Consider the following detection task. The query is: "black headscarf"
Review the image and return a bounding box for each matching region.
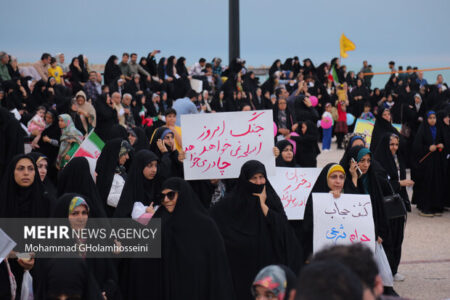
[370,106,398,152]
[35,109,61,166]
[374,133,410,206]
[269,59,281,76]
[210,160,302,300]
[94,94,119,142]
[113,150,161,217]
[374,133,405,183]
[339,135,367,166]
[0,107,25,180]
[292,120,321,167]
[341,146,389,241]
[104,55,122,86]
[411,111,446,213]
[132,127,150,152]
[121,178,234,299]
[275,140,298,167]
[0,154,49,218]
[175,57,188,77]
[28,152,57,202]
[152,177,235,299]
[95,139,128,214]
[35,257,104,300]
[157,57,166,79]
[57,157,107,217]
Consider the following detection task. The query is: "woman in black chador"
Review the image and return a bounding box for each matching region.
[57,156,107,218]
[95,138,132,217]
[374,133,414,279]
[412,110,446,216]
[138,177,235,300]
[210,160,302,300]
[0,154,50,299]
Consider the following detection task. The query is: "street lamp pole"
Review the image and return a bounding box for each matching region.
[229,0,240,63]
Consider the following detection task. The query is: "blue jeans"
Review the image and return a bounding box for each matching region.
[322,127,332,150]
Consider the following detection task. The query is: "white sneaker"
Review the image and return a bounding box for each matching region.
[394,273,405,282]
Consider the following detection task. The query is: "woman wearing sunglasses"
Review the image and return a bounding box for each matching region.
[142,177,235,300]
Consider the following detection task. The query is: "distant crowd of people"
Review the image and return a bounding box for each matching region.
[0,50,449,300]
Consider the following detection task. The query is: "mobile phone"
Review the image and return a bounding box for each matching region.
[351,158,363,178]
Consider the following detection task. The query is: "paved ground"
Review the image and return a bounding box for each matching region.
[317,143,450,300]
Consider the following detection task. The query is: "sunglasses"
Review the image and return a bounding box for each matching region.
[159,191,177,201]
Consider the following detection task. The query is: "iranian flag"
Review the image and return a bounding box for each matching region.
[73,130,105,159]
[72,130,105,179]
[329,65,340,84]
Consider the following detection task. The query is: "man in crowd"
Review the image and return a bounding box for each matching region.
[119,53,132,81]
[129,53,151,81]
[32,53,51,81]
[122,93,135,128]
[84,71,101,102]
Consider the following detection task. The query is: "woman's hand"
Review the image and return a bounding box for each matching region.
[273,147,280,158]
[42,135,51,143]
[329,190,341,199]
[157,139,168,153]
[429,144,437,152]
[349,160,358,179]
[146,202,155,214]
[377,237,383,244]
[437,143,444,150]
[178,150,186,162]
[253,186,269,216]
[292,123,299,132]
[278,128,290,136]
[399,179,414,187]
[17,258,35,271]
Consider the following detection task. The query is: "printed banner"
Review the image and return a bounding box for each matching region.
[181,110,275,180]
[312,193,375,253]
[353,118,401,146]
[269,167,322,220]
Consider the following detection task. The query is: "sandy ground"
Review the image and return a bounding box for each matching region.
[317,143,450,300]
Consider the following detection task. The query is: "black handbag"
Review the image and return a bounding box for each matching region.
[383,179,407,219]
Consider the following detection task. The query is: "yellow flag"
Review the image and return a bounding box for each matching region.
[340,34,356,58]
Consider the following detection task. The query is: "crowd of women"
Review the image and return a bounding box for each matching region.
[0,51,449,299]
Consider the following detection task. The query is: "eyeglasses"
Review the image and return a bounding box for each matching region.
[159,191,177,201]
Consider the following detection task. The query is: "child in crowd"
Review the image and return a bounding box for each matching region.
[27,106,46,136]
[321,103,333,151]
[47,57,64,85]
[360,102,375,121]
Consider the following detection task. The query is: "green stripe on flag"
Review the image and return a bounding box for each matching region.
[88,131,105,150]
[331,66,340,84]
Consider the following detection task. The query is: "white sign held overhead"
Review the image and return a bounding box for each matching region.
[181,110,275,180]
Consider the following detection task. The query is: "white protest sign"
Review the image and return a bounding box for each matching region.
[0,229,16,264]
[312,193,375,253]
[181,110,275,180]
[269,167,322,220]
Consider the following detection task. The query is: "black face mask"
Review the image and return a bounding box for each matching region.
[243,179,265,195]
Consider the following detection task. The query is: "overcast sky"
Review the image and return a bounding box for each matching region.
[2,0,450,71]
